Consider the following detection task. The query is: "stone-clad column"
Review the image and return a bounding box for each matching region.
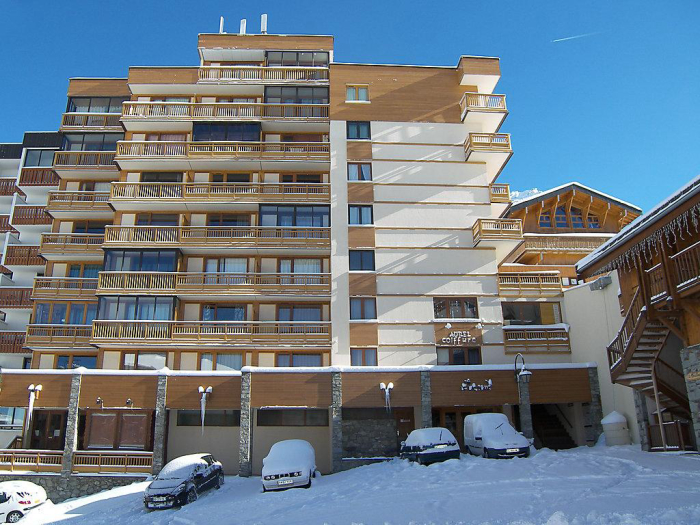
[238,370,253,477]
[680,344,700,448]
[330,371,343,473]
[518,377,534,440]
[151,373,168,475]
[419,371,432,428]
[633,390,651,451]
[60,371,83,477]
[584,367,604,446]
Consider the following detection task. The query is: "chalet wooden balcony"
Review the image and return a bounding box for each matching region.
[0,450,62,473]
[489,183,510,203]
[47,191,112,215]
[40,233,105,260]
[72,450,153,475]
[97,272,331,296]
[60,112,122,130]
[503,326,571,353]
[32,277,99,299]
[464,133,511,157]
[122,101,329,122]
[513,235,610,258]
[103,226,330,250]
[472,218,523,244]
[0,179,20,196]
[198,66,329,83]
[460,93,508,131]
[0,288,32,308]
[11,206,51,225]
[18,167,59,187]
[115,141,330,162]
[498,273,563,296]
[53,151,117,170]
[4,245,43,267]
[91,320,331,347]
[671,240,700,297]
[0,332,27,354]
[26,324,93,347]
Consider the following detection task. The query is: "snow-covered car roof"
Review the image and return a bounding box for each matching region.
[156,454,209,480]
[0,481,45,494]
[263,440,315,474]
[466,413,509,425]
[404,427,457,448]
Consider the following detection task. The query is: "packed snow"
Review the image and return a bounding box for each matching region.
[20,445,700,525]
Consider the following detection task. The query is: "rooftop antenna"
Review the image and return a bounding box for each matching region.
[261,14,268,34]
[219,16,225,34]
[239,18,247,35]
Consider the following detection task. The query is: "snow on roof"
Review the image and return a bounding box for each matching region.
[158,454,208,479]
[509,182,641,213]
[601,411,627,425]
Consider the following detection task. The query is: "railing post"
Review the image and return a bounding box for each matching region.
[61,370,83,477]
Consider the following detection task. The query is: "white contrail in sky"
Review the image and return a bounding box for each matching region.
[551,32,599,43]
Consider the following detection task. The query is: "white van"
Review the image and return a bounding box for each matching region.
[0,481,47,522]
[463,413,530,459]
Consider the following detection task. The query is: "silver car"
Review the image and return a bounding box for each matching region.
[262,440,317,492]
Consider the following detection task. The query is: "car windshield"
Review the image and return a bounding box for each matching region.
[156,456,204,481]
[483,420,518,439]
[405,427,457,448]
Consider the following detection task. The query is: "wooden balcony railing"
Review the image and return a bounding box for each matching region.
[32,277,99,299]
[645,263,668,303]
[72,451,153,475]
[0,179,19,196]
[498,273,562,295]
[92,320,331,345]
[459,93,507,116]
[472,218,523,244]
[4,245,43,266]
[671,240,700,294]
[122,101,329,121]
[489,183,510,203]
[115,141,330,161]
[0,450,63,473]
[11,206,52,225]
[464,133,512,156]
[110,182,330,203]
[26,324,93,346]
[520,236,609,253]
[0,216,16,233]
[103,226,330,249]
[18,167,59,186]
[53,151,116,168]
[61,113,122,129]
[607,288,644,370]
[198,66,329,83]
[0,332,26,353]
[0,288,32,308]
[98,272,331,295]
[47,191,111,211]
[503,326,571,352]
[40,233,105,256]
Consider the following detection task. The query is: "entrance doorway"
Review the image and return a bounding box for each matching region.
[394,408,414,445]
[433,407,503,450]
[29,410,67,450]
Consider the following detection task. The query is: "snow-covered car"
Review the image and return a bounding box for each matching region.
[0,481,46,523]
[262,439,317,492]
[400,427,461,465]
[144,453,223,509]
[464,413,530,459]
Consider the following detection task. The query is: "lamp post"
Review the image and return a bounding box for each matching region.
[23,384,43,448]
[514,353,532,395]
[514,353,533,440]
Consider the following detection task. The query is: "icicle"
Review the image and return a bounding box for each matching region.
[380,382,394,413]
[198,386,213,436]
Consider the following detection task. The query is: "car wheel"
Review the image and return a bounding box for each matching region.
[186,488,198,505]
[482,448,489,459]
[6,511,23,523]
[215,473,224,489]
[303,471,312,489]
[465,446,471,455]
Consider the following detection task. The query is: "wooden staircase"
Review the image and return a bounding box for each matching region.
[531,405,577,450]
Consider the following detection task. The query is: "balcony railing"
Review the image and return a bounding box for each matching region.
[122,101,329,121]
[4,245,43,266]
[0,450,63,473]
[459,93,507,116]
[503,326,571,352]
[0,216,16,233]
[11,206,52,225]
[489,183,510,203]
[32,277,99,299]
[520,236,609,253]
[0,332,26,353]
[0,179,19,196]
[646,263,668,303]
[110,182,330,203]
[18,167,59,186]
[115,141,330,161]
[103,226,330,249]
[0,288,32,308]
[498,273,562,296]
[464,133,512,157]
[671,240,700,294]
[53,151,116,168]
[472,218,523,244]
[98,272,331,295]
[72,450,153,475]
[26,324,93,346]
[47,191,111,212]
[92,320,331,345]
[40,233,105,256]
[198,66,329,83]
[61,113,122,129]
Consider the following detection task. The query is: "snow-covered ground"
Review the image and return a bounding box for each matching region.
[21,445,700,525]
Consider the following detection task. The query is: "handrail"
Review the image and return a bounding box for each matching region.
[11,206,52,225]
[26,324,93,344]
[498,273,563,294]
[645,263,668,302]
[61,113,122,128]
[0,450,63,472]
[72,450,153,474]
[33,277,99,298]
[0,332,26,353]
[606,288,643,370]
[670,239,700,293]
[40,233,105,251]
[459,93,507,114]
[0,179,19,196]
[18,167,59,186]
[489,183,510,203]
[198,66,329,83]
[554,405,574,430]
[47,191,111,209]
[115,141,330,160]
[110,182,330,202]
[464,133,512,154]
[122,101,329,120]
[4,245,43,266]
[472,218,523,243]
[53,151,116,167]
[0,288,32,307]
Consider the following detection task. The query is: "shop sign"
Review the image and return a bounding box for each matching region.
[461,378,493,392]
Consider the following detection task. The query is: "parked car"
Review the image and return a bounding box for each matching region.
[144,453,223,509]
[262,440,317,492]
[0,481,46,523]
[400,427,461,465]
[464,413,530,459]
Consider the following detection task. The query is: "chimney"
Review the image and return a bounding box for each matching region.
[261,14,268,34]
[239,19,247,35]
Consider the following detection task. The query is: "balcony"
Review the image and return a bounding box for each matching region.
[97,272,331,297]
[72,450,153,475]
[671,240,700,297]
[25,324,93,348]
[53,151,117,179]
[39,233,105,261]
[503,326,571,353]
[32,277,99,299]
[18,167,59,187]
[489,183,510,203]
[60,113,122,131]
[472,218,523,244]
[0,288,32,308]
[103,226,330,252]
[91,320,331,347]
[47,191,112,219]
[0,332,27,353]
[0,450,62,473]
[110,182,330,210]
[197,66,329,84]
[459,93,508,132]
[498,273,563,297]
[511,235,610,261]
[4,245,43,267]
[0,216,17,234]
[11,206,52,226]
[0,179,20,197]
[464,133,512,179]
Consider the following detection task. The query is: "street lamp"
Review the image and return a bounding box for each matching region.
[514,353,532,397]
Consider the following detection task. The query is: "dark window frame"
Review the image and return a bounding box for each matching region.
[350,297,377,320]
[347,162,372,181]
[347,121,371,140]
[349,250,375,271]
[257,408,329,426]
[433,297,479,319]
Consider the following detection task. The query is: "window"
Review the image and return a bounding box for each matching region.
[68,263,102,278]
[588,214,600,229]
[351,348,377,366]
[122,352,166,370]
[280,173,322,183]
[264,86,328,105]
[62,133,123,152]
[260,205,330,228]
[437,347,482,365]
[34,302,96,325]
[350,297,376,320]
[349,205,373,225]
[538,210,552,228]
[192,122,261,142]
[104,251,178,272]
[22,357,32,369]
[207,213,250,226]
[73,221,108,233]
[202,304,246,321]
[211,173,250,183]
[266,51,329,67]
[98,296,176,321]
[0,407,25,428]
[136,214,178,226]
[554,206,568,228]
[347,163,372,181]
[140,172,183,183]
[67,97,128,114]
[198,352,243,371]
[349,250,375,271]
[347,121,371,140]
[276,353,323,367]
[278,305,321,322]
[570,207,584,229]
[433,297,478,319]
[177,410,240,426]
[24,149,55,167]
[502,302,561,326]
[56,354,97,369]
[346,85,370,102]
[257,408,329,426]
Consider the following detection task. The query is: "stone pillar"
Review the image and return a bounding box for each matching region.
[633,389,651,451]
[419,370,432,428]
[680,344,700,449]
[151,373,168,475]
[518,377,533,440]
[238,370,253,477]
[330,372,343,473]
[583,367,604,446]
[60,371,83,477]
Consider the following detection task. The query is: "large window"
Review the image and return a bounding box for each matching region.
[588,214,601,228]
[136,213,179,226]
[98,296,176,321]
[260,205,330,228]
[278,305,322,321]
[34,302,97,325]
[56,354,98,369]
[199,352,243,371]
[202,304,246,321]
[24,149,55,167]
[349,250,375,271]
[433,297,478,319]
[104,250,178,272]
[348,163,372,181]
[346,85,370,102]
[502,302,561,326]
[350,297,376,320]
[351,348,377,366]
[192,122,261,142]
[67,97,128,114]
[276,353,323,367]
[538,210,552,228]
[123,352,166,370]
[554,206,568,228]
[349,205,373,225]
[437,347,482,365]
[68,263,102,278]
[207,213,251,226]
[0,407,25,429]
[347,121,371,140]
[73,221,108,233]
[62,133,123,151]
[257,408,329,426]
[570,207,585,228]
[140,172,183,183]
[177,410,240,426]
[264,86,328,105]
[266,51,329,67]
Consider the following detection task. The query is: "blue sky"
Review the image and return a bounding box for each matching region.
[1,0,698,211]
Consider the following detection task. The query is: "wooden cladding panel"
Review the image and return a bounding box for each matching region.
[346,142,373,161]
[330,64,465,123]
[430,370,519,407]
[67,78,130,97]
[78,376,158,409]
[348,227,375,248]
[0,374,71,408]
[458,56,501,76]
[128,68,199,85]
[347,183,374,203]
[166,376,241,410]
[342,372,420,407]
[349,273,377,296]
[528,369,591,404]
[349,323,378,346]
[198,34,333,51]
[251,373,331,408]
